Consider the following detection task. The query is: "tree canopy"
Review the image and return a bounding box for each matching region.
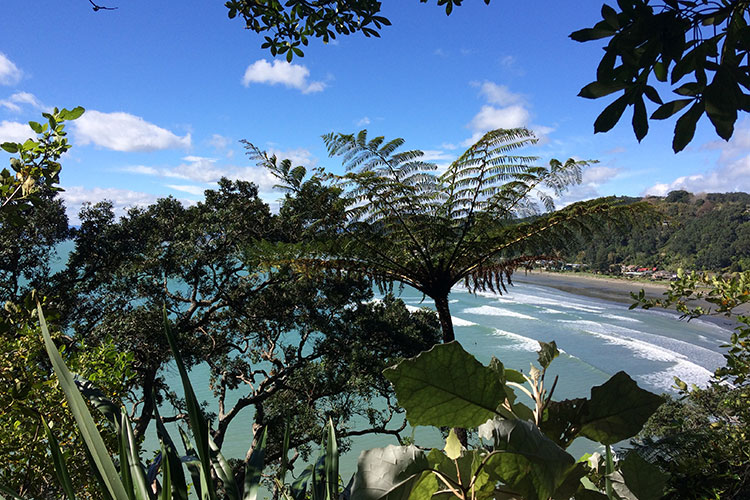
[259,128,652,343]
[224,0,491,60]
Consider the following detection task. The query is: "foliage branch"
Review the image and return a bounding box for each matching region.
[573,1,750,152]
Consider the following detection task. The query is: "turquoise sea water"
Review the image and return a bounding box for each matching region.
[146,278,729,478]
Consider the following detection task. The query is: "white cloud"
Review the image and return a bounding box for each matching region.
[643,157,750,196]
[61,186,160,225]
[74,110,192,152]
[0,120,34,142]
[242,59,326,94]
[644,122,750,196]
[706,120,750,162]
[469,104,530,131]
[475,82,524,106]
[0,53,22,86]
[463,104,531,146]
[0,92,46,113]
[463,81,553,147]
[356,116,371,127]
[166,184,206,196]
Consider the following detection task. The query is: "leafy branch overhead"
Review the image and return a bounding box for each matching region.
[224,0,491,61]
[573,1,750,152]
[0,107,84,224]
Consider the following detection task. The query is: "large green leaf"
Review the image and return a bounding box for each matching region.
[350,445,430,500]
[609,453,669,500]
[74,375,122,432]
[579,372,664,445]
[41,416,77,500]
[383,341,504,428]
[324,420,339,500]
[543,372,663,447]
[121,411,153,500]
[153,401,189,500]
[163,308,216,500]
[243,427,267,500]
[37,303,129,500]
[479,419,575,500]
[208,434,241,500]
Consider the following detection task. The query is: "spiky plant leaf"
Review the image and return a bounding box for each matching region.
[37,303,129,500]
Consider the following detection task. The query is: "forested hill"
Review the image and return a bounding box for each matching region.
[566,191,750,273]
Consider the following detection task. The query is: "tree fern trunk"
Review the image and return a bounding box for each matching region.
[434,295,455,343]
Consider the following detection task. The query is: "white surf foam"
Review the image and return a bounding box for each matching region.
[492,329,541,352]
[641,360,714,390]
[601,313,642,323]
[539,307,564,314]
[452,316,476,327]
[559,319,718,390]
[463,305,538,321]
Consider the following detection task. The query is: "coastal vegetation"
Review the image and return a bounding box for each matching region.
[2,111,750,497]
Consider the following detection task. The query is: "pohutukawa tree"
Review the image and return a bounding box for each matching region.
[262,128,651,343]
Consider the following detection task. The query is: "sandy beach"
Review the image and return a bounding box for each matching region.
[512,270,741,331]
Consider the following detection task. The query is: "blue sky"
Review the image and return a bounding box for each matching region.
[2,1,749,223]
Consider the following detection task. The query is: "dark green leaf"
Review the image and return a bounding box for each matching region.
[243,427,267,500]
[601,4,619,29]
[672,100,705,152]
[28,121,44,134]
[653,61,667,82]
[632,95,649,142]
[570,28,616,42]
[37,304,130,500]
[579,372,664,445]
[651,99,692,120]
[610,453,669,500]
[578,81,625,99]
[594,94,629,133]
[1,143,18,154]
[481,419,575,500]
[383,341,504,428]
[42,416,77,500]
[537,341,559,370]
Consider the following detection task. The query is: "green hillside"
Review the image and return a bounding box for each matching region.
[567,191,750,273]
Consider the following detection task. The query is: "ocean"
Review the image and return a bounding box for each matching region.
[147,278,729,477]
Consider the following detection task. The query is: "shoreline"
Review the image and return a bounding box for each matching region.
[512,270,740,332]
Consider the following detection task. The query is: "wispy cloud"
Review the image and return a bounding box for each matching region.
[0,53,22,86]
[74,110,192,152]
[166,184,206,196]
[122,149,315,193]
[356,116,371,127]
[242,59,326,94]
[644,121,750,196]
[0,92,46,113]
[463,81,550,146]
